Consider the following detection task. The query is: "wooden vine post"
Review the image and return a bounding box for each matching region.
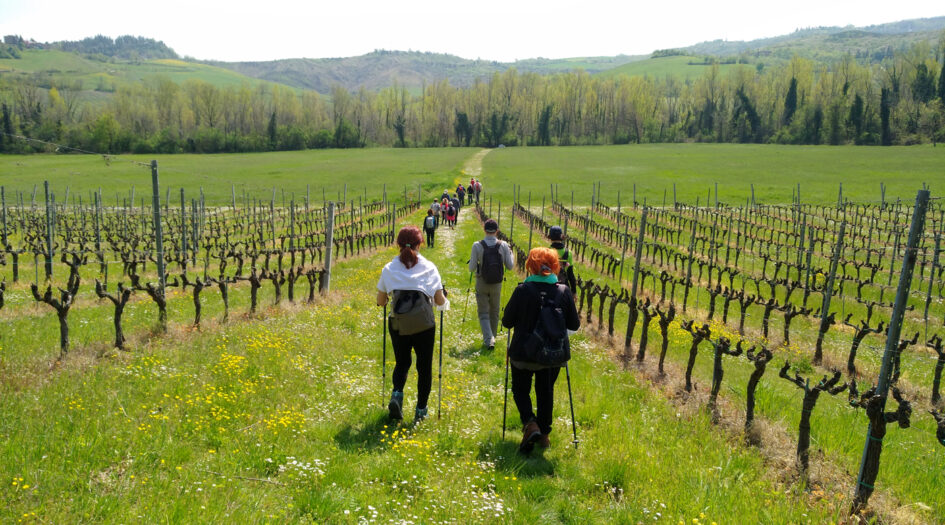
[852,189,929,514]
[815,219,845,364]
[321,201,335,293]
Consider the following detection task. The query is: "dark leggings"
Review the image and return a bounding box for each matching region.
[389,323,435,409]
[424,228,435,248]
[511,364,560,435]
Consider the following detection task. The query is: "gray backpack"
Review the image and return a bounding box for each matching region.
[389,290,435,335]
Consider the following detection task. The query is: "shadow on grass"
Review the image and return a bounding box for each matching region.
[478,434,557,478]
[333,411,396,453]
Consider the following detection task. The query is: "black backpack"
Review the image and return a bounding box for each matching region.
[389,290,435,335]
[557,249,571,284]
[522,285,570,367]
[479,240,504,284]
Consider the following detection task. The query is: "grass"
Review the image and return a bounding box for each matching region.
[480,144,944,206]
[595,56,752,81]
[1,146,942,523]
[0,200,851,523]
[0,148,476,206]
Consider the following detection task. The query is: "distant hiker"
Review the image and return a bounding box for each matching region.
[468,178,476,205]
[457,184,466,206]
[473,179,482,204]
[468,219,515,349]
[441,189,450,201]
[502,247,579,453]
[451,195,461,214]
[548,226,576,294]
[377,226,448,422]
[423,210,437,248]
[430,200,441,229]
[444,203,457,229]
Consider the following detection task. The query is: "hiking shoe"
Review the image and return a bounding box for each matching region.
[519,419,541,455]
[537,433,550,449]
[388,391,404,420]
[414,407,428,422]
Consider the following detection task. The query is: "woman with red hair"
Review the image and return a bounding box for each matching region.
[501,247,579,453]
[377,226,448,422]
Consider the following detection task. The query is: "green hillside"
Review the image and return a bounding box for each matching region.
[595,55,751,81]
[0,49,294,94]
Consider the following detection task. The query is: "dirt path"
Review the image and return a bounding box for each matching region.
[435,149,491,261]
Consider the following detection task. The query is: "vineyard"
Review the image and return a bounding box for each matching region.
[0,147,944,523]
[482,182,945,520]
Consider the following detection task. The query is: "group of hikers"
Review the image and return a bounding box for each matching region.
[422,179,483,248]
[378,186,581,454]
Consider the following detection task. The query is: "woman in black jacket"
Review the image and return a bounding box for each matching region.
[502,247,580,454]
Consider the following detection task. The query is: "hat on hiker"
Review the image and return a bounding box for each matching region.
[548,225,563,241]
[484,219,498,233]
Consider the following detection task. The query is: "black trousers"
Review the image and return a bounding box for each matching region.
[389,323,435,409]
[511,364,560,435]
[424,227,435,248]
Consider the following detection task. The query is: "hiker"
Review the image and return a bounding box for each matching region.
[430,200,441,229]
[473,179,482,205]
[377,226,448,422]
[457,185,466,207]
[548,226,576,294]
[451,194,461,215]
[468,178,476,205]
[444,202,457,229]
[468,219,515,349]
[440,189,450,201]
[423,210,436,248]
[502,247,580,453]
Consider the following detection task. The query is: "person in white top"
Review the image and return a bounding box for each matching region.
[377,226,447,422]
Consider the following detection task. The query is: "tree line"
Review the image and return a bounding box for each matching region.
[1,43,944,154]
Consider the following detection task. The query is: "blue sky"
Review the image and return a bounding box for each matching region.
[1,0,942,62]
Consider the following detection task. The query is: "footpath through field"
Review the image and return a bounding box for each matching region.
[0,149,876,523]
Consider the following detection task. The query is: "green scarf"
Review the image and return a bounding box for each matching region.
[525,274,559,284]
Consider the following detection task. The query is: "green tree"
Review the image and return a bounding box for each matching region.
[938,58,945,104]
[880,87,892,146]
[913,63,936,103]
[848,94,864,143]
[783,77,798,125]
[454,111,473,146]
[537,104,553,146]
[91,113,120,153]
[268,111,277,148]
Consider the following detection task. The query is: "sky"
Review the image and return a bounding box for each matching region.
[1,0,942,62]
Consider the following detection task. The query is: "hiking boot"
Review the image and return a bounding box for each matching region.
[388,391,404,420]
[414,407,428,422]
[519,419,541,455]
[537,433,550,449]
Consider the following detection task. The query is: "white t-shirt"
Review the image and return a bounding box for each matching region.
[377,253,443,299]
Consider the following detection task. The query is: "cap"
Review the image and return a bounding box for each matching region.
[548,225,563,241]
[484,219,499,233]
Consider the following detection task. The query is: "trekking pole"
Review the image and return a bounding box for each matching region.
[502,329,511,440]
[438,309,444,420]
[382,304,388,407]
[564,362,579,449]
[461,271,473,323]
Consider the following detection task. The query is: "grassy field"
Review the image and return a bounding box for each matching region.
[1,145,943,523]
[481,144,944,206]
[0,148,475,206]
[595,56,752,81]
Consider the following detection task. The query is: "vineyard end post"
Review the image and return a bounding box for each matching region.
[853,189,929,511]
